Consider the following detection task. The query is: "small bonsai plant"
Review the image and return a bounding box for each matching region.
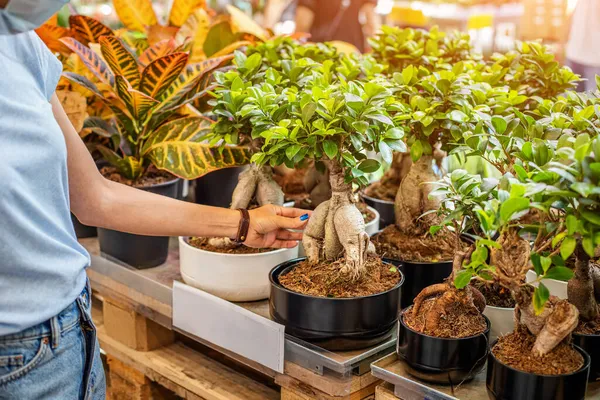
[61,34,244,183]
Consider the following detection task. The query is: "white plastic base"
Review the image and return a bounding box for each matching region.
[483,305,515,343]
[179,237,298,302]
[526,270,568,299]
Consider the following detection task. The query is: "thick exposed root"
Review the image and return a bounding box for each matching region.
[412,283,449,315]
[532,301,579,357]
[394,155,443,235]
[210,164,283,248]
[490,228,531,284]
[303,166,331,207]
[568,242,598,321]
[301,161,372,280]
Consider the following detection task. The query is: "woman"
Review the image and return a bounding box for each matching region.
[0,1,310,398]
[566,0,600,91]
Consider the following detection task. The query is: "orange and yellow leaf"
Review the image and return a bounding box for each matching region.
[61,37,115,87]
[35,23,71,55]
[100,36,141,88]
[226,5,268,41]
[138,39,176,66]
[112,0,157,33]
[69,15,114,45]
[115,75,158,121]
[169,0,206,28]
[140,52,188,99]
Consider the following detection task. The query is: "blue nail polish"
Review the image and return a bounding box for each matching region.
[300,214,309,221]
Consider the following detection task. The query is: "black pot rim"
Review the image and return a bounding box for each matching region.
[572,331,600,338]
[269,257,405,301]
[400,305,491,341]
[360,191,395,205]
[488,338,592,378]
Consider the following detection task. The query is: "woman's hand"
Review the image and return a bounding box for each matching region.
[245,205,311,248]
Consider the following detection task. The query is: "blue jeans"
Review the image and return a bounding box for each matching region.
[0,281,106,399]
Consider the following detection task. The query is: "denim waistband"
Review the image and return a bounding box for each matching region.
[0,280,91,344]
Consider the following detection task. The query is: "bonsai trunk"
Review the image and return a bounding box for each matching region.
[208,164,284,248]
[394,155,442,234]
[365,152,412,201]
[514,286,579,357]
[303,164,332,208]
[302,160,374,280]
[411,245,486,334]
[568,241,600,321]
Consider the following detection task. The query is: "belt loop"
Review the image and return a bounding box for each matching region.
[50,316,60,349]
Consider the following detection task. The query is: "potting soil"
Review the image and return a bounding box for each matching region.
[188,237,273,254]
[373,225,457,262]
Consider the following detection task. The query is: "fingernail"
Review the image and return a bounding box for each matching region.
[300,214,309,221]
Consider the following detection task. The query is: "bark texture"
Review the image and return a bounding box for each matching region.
[567,242,600,321]
[208,164,284,248]
[303,165,331,208]
[302,161,375,280]
[394,155,442,234]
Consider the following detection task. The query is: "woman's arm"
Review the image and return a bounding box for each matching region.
[51,94,309,248]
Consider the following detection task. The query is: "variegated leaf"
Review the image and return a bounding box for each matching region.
[155,56,232,113]
[226,5,268,41]
[140,52,188,100]
[97,145,144,179]
[147,24,179,46]
[169,0,206,27]
[142,116,252,179]
[175,7,210,47]
[210,40,251,58]
[112,0,157,32]
[138,39,176,66]
[69,15,114,45]
[100,36,141,87]
[35,23,72,55]
[62,72,105,99]
[60,38,115,87]
[115,75,158,121]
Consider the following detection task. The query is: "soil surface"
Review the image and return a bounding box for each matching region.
[575,312,600,335]
[403,299,487,338]
[492,327,584,375]
[188,237,273,255]
[101,165,175,188]
[373,225,457,262]
[364,180,398,202]
[279,256,400,298]
[471,281,516,308]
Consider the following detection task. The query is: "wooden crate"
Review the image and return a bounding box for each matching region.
[520,0,568,42]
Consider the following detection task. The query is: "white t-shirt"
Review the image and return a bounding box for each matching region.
[566,0,600,66]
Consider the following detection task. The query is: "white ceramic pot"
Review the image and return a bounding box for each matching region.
[526,270,568,299]
[297,206,380,258]
[483,305,515,343]
[179,237,299,302]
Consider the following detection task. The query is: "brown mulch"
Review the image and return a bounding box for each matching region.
[373,225,457,262]
[492,328,584,375]
[403,299,488,338]
[187,237,273,255]
[364,180,398,202]
[100,165,175,188]
[279,256,400,298]
[575,312,600,335]
[471,281,516,308]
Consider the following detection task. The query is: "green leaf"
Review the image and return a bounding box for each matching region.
[402,65,414,85]
[323,140,338,159]
[560,236,576,259]
[285,144,302,160]
[430,225,443,235]
[410,140,423,162]
[449,110,468,123]
[379,141,393,164]
[582,209,600,226]
[385,128,404,140]
[500,197,530,223]
[358,159,381,173]
[566,215,578,235]
[454,270,473,290]
[492,116,507,134]
[540,256,552,273]
[533,283,550,315]
[244,53,262,73]
[389,266,398,273]
[531,253,543,276]
[514,165,528,181]
[583,237,595,257]
[302,102,317,124]
[367,113,393,125]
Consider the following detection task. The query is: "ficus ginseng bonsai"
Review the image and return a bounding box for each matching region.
[61,34,248,182]
[243,61,405,278]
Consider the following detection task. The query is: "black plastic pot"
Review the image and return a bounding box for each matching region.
[71,213,97,238]
[397,307,490,384]
[269,258,404,351]
[486,340,590,400]
[195,166,247,207]
[573,332,600,382]
[361,192,395,227]
[98,177,180,269]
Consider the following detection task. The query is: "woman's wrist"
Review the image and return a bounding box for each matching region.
[192,205,241,239]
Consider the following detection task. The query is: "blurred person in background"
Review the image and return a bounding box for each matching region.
[566,0,600,91]
[295,0,379,52]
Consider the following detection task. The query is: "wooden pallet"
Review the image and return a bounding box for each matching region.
[85,239,381,400]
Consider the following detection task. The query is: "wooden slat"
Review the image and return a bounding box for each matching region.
[96,322,279,400]
[375,383,398,400]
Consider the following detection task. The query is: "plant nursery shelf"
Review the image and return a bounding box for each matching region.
[371,353,600,400]
[82,237,390,399]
